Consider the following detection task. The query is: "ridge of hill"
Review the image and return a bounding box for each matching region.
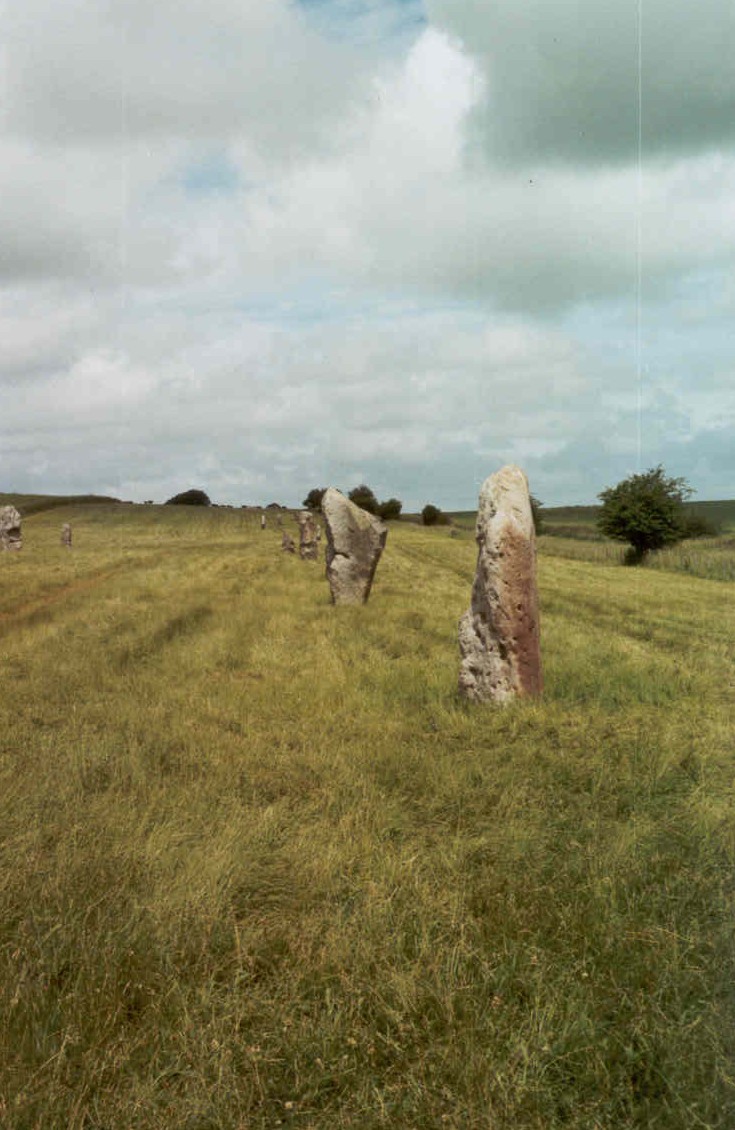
[0,492,122,516]
[448,499,735,534]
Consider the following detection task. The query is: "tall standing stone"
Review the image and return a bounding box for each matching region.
[61,523,72,548]
[458,465,542,703]
[297,511,319,560]
[321,488,388,605]
[0,506,22,551]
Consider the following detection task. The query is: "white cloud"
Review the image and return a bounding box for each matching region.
[1,0,733,507]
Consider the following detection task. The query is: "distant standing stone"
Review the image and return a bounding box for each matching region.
[281,531,296,553]
[321,487,388,605]
[297,511,319,560]
[61,523,72,548]
[458,465,542,703]
[261,513,266,530]
[0,506,22,551]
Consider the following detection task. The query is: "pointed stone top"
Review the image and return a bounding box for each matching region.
[322,487,385,533]
[477,465,533,536]
[321,488,387,604]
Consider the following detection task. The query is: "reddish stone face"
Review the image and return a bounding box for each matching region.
[459,465,542,703]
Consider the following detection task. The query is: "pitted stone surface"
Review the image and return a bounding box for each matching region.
[458,465,542,703]
[297,511,319,560]
[321,488,387,605]
[0,506,22,551]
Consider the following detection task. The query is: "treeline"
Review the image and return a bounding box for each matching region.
[303,485,403,521]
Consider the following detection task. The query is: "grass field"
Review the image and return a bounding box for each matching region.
[1,502,734,1128]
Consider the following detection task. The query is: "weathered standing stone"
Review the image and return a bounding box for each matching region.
[0,506,22,551]
[458,465,542,703]
[281,531,296,553]
[297,511,319,560]
[260,513,266,530]
[321,487,388,605]
[61,523,72,548]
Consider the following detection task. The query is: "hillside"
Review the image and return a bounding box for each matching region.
[448,498,735,540]
[0,491,121,516]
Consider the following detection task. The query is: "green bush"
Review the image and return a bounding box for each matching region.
[597,466,692,561]
[348,484,379,515]
[302,488,326,511]
[530,494,544,535]
[165,489,211,507]
[378,497,403,521]
[422,503,448,526]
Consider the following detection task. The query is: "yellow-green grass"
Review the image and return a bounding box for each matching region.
[1,505,734,1128]
[539,532,735,583]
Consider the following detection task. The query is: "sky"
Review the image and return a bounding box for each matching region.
[2,0,734,509]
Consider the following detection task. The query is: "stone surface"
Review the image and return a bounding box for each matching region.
[61,523,72,547]
[281,531,296,553]
[260,513,266,529]
[321,487,388,605]
[458,465,542,703]
[0,506,22,551]
[297,511,319,560]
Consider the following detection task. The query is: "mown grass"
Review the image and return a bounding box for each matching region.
[1,504,734,1128]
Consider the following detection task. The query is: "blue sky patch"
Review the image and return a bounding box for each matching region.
[295,0,426,46]
[178,152,241,197]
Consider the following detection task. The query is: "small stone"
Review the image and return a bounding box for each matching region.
[261,513,266,530]
[297,511,319,560]
[321,488,388,605]
[61,523,72,547]
[0,506,22,551]
[281,531,296,553]
[458,465,542,703]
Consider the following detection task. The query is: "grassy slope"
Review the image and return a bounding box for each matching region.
[0,493,121,516]
[450,500,735,534]
[1,504,734,1128]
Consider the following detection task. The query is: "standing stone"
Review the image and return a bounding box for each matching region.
[321,488,388,605]
[281,531,296,553]
[0,506,22,551]
[260,513,266,530]
[61,523,72,548]
[297,511,319,560]
[458,465,542,703]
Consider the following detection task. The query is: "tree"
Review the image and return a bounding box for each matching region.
[348,484,379,515]
[597,466,692,562]
[165,489,211,506]
[422,503,442,526]
[530,495,544,536]
[378,497,402,521]
[303,488,326,511]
